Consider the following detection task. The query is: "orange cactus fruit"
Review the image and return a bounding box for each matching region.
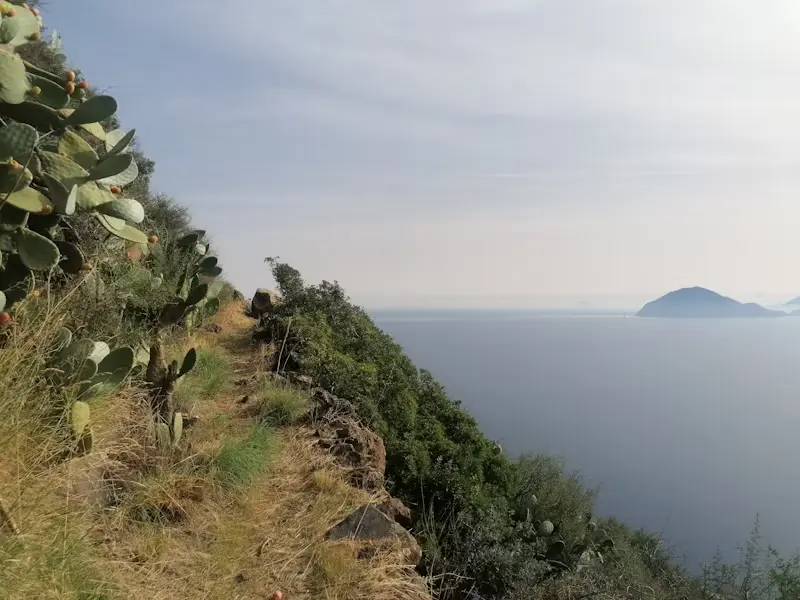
[148,235,159,244]
[110,185,121,194]
[78,80,89,90]
[0,313,10,327]
[26,32,41,42]
[26,86,41,96]
[64,82,75,95]
[65,71,76,82]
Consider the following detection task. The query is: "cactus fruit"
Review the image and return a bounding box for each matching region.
[537,520,554,537]
[65,71,75,82]
[110,185,121,194]
[149,234,158,244]
[25,86,39,96]
[78,80,88,90]
[64,81,75,94]
[0,312,9,327]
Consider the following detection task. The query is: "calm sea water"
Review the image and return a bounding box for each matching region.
[370,309,800,567]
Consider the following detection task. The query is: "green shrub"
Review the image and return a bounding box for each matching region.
[258,383,310,426]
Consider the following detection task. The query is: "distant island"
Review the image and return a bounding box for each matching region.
[637,287,788,318]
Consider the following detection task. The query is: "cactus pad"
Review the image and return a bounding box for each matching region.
[0,122,38,160]
[96,346,134,387]
[93,213,148,243]
[14,227,59,270]
[1,101,62,131]
[25,73,69,109]
[52,326,72,352]
[155,422,171,450]
[88,341,110,364]
[88,153,132,181]
[172,412,183,446]
[95,197,144,224]
[77,181,114,210]
[104,128,135,156]
[63,95,117,126]
[0,49,29,104]
[57,130,98,169]
[3,185,50,212]
[179,348,197,378]
[0,290,5,312]
[70,401,90,439]
[55,240,84,274]
[97,156,138,187]
[4,5,40,48]
[39,150,89,186]
[0,163,33,193]
[42,174,77,215]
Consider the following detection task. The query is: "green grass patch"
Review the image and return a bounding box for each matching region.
[175,346,232,405]
[258,382,310,426]
[214,426,278,489]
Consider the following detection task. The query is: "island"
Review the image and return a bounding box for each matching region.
[636,287,787,318]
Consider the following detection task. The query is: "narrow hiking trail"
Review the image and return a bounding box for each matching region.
[77,301,430,600]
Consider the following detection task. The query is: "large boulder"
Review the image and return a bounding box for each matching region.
[250,288,281,318]
[326,505,421,566]
[377,496,413,529]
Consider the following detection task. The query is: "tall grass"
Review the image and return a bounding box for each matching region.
[214,426,278,489]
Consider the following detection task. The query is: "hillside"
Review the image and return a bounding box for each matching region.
[1,5,799,600]
[637,287,785,318]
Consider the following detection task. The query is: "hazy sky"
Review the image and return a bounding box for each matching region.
[45,1,800,308]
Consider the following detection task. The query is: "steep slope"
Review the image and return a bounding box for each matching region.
[0,301,429,600]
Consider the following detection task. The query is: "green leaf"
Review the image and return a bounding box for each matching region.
[88,153,132,181]
[0,290,5,312]
[63,95,117,126]
[14,227,60,270]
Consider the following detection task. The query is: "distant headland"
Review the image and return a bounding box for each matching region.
[636,287,788,318]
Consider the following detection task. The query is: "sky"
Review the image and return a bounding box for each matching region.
[42,1,800,308]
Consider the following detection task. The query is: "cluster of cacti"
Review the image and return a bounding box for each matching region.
[145,341,196,426]
[44,326,136,398]
[0,3,156,322]
[163,230,224,329]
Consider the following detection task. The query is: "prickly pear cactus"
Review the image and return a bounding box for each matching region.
[0,4,155,312]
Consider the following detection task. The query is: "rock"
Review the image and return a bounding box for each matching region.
[377,496,413,529]
[251,288,281,318]
[327,505,422,566]
[312,389,386,491]
[287,372,314,388]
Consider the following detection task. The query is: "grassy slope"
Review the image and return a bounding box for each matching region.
[0,301,429,600]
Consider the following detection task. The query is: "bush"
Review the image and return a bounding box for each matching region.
[258,383,310,426]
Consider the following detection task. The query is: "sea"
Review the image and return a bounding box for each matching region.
[370,308,800,568]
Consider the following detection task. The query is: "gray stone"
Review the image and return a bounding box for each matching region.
[326,505,421,565]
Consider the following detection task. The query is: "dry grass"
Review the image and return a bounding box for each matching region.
[0,299,430,600]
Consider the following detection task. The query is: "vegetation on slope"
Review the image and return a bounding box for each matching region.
[258,258,800,600]
[0,7,427,600]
